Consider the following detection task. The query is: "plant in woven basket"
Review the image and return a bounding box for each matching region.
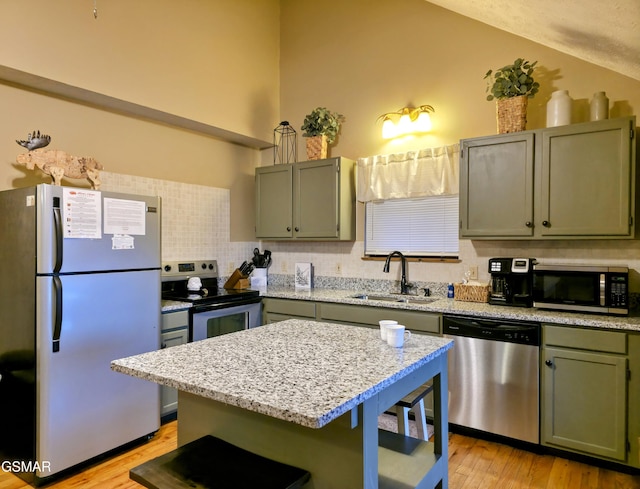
[301,107,344,144]
[484,58,540,101]
[485,58,539,134]
[301,107,344,160]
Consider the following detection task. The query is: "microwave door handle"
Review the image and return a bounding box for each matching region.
[52,276,63,352]
[599,273,606,306]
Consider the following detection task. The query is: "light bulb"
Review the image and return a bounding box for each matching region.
[415,112,432,132]
[382,119,397,139]
[397,114,412,136]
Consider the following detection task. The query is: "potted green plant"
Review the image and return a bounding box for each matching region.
[301,107,344,160]
[484,58,539,133]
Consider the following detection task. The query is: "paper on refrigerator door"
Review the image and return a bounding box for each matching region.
[103,198,146,235]
[63,188,101,239]
[111,234,135,250]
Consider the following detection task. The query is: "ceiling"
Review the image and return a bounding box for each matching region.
[427,0,640,81]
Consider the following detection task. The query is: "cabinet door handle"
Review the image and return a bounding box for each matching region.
[525,221,532,227]
[545,360,553,367]
[286,226,291,232]
[295,227,299,232]
[542,220,550,227]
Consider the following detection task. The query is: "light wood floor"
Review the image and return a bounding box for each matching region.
[1,420,639,489]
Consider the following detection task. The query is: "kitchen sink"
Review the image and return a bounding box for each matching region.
[351,294,438,304]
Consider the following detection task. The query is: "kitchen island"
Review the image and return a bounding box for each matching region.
[112,319,453,488]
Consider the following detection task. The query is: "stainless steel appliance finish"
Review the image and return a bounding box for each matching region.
[444,315,540,444]
[191,301,262,341]
[533,263,629,315]
[488,257,536,308]
[0,185,161,485]
[161,260,262,342]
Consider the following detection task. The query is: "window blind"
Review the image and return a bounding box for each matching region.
[365,195,459,257]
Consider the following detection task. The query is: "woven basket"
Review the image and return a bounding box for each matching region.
[496,95,528,134]
[305,135,328,160]
[454,283,490,303]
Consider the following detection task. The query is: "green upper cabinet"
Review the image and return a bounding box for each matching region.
[460,116,637,239]
[460,132,535,237]
[255,164,293,239]
[539,118,635,237]
[255,157,355,240]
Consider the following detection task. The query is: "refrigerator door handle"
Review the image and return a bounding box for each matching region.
[52,275,63,352]
[52,197,63,273]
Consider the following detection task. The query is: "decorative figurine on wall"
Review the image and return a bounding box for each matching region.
[15,130,103,189]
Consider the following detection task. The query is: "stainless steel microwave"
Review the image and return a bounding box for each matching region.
[533,264,629,315]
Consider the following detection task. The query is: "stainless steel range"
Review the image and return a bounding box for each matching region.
[161,260,262,342]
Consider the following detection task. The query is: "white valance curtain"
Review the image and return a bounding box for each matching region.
[356,143,460,202]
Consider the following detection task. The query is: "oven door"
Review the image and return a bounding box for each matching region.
[190,298,262,342]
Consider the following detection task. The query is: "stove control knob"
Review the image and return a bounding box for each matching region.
[208,264,214,270]
[201,263,207,269]
[164,265,171,272]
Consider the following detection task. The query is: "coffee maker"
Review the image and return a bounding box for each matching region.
[488,258,536,307]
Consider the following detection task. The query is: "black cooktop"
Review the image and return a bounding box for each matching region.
[161,259,260,306]
[162,287,260,305]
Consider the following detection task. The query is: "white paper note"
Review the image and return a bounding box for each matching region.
[63,188,101,239]
[104,198,146,235]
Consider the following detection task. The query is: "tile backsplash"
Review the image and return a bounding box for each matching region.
[98,171,640,295]
[100,171,258,275]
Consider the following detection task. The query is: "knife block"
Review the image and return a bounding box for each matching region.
[223,269,250,290]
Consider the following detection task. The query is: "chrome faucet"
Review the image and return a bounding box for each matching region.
[383,251,410,295]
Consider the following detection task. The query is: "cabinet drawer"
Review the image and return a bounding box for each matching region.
[262,298,316,318]
[318,303,440,334]
[162,310,189,331]
[544,324,627,353]
[161,328,188,349]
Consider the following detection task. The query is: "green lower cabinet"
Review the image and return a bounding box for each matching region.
[541,326,628,462]
[627,334,640,469]
[262,298,442,335]
[262,297,317,323]
[161,310,189,417]
[317,302,441,334]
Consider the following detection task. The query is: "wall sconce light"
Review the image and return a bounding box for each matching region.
[378,105,435,139]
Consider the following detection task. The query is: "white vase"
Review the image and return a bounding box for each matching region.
[590,91,609,121]
[546,90,572,127]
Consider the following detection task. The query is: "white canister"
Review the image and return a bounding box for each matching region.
[590,91,609,121]
[546,90,572,127]
[250,267,268,288]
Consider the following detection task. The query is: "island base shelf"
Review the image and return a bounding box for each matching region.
[129,434,310,489]
[378,428,444,489]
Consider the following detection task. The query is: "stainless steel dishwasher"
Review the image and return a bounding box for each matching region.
[443,315,540,444]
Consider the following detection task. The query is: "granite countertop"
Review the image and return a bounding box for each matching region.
[261,286,640,333]
[161,300,191,312]
[112,319,452,428]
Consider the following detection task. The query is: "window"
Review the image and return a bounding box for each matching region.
[365,195,459,257]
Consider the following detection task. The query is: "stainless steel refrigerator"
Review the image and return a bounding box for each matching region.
[0,184,161,485]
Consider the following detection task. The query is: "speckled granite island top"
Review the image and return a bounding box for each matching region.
[112,319,452,429]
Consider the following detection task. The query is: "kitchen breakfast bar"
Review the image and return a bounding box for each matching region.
[111,320,453,489]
